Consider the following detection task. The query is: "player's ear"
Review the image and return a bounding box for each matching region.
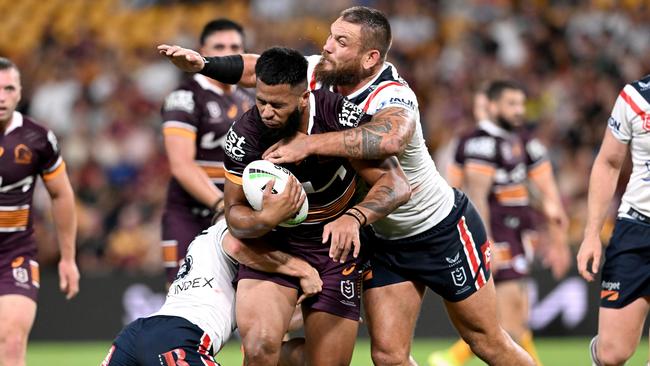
[362,50,381,70]
[299,89,310,108]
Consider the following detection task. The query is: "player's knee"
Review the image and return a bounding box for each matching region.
[0,332,28,361]
[243,334,282,365]
[597,337,635,366]
[370,341,410,366]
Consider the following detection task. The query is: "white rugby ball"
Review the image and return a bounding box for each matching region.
[242,160,309,227]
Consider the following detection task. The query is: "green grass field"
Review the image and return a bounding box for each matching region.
[27,338,649,365]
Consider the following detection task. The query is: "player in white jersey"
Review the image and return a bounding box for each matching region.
[101,220,323,366]
[157,6,532,366]
[578,75,650,366]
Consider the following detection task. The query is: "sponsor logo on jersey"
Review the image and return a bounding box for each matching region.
[206,101,222,120]
[638,80,650,91]
[342,264,356,276]
[481,241,491,271]
[164,90,195,113]
[600,290,619,301]
[47,130,60,153]
[601,281,620,291]
[386,97,416,111]
[464,137,496,159]
[13,267,29,284]
[340,279,355,299]
[338,99,363,128]
[224,129,246,161]
[172,277,215,295]
[608,116,621,131]
[175,255,193,281]
[451,267,467,287]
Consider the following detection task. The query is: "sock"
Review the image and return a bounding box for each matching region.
[448,339,473,364]
[590,336,603,366]
[520,331,543,366]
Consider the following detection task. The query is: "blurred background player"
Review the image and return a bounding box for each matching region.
[0,57,79,366]
[102,218,323,366]
[430,81,570,366]
[578,75,650,366]
[160,19,254,284]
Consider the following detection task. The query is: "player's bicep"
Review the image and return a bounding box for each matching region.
[598,128,628,170]
[463,162,495,201]
[350,156,405,187]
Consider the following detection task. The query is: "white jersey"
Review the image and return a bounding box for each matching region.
[152,220,237,352]
[307,55,455,239]
[608,75,650,219]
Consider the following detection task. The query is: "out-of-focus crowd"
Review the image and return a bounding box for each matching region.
[1,0,648,273]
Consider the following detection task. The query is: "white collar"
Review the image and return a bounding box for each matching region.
[5,111,23,135]
[478,119,511,138]
[193,74,235,95]
[344,62,391,99]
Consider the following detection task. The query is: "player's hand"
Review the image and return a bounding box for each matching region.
[157,44,205,72]
[297,265,323,304]
[263,133,312,164]
[323,214,361,263]
[260,177,306,227]
[543,220,571,280]
[543,201,569,231]
[58,258,80,300]
[576,234,603,282]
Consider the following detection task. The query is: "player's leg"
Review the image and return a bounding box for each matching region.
[237,278,297,366]
[0,295,36,366]
[593,297,649,365]
[161,209,209,285]
[365,280,425,366]
[444,278,533,365]
[303,308,359,366]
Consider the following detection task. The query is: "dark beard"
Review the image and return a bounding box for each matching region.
[496,115,516,132]
[314,55,372,88]
[261,107,302,146]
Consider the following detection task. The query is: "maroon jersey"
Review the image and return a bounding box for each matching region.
[161,74,254,210]
[224,89,370,261]
[0,112,65,257]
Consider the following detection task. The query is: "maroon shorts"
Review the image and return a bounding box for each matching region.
[237,254,363,321]
[161,207,212,283]
[490,208,536,283]
[0,254,39,302]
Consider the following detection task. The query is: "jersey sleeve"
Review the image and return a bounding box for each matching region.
[524,136,552,179]
[223,113,262,185]
[607,85,635,144]
[365,83,419,115]
[39,129,66,181]
[161,88,200,140]
[458,134,498,177]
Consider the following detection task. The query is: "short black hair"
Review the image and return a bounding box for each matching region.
[0,57,17,72]
[256,47,307,88]
[486,80,525,101]
[340,6,392,60]
[200,18,245,46]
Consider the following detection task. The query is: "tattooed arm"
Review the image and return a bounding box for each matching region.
[323,157,411,262]
[263,107,417,163]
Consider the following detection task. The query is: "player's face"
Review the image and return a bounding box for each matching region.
[0,68,21,124]
[200,30,244,58]
[315,18,372,86]
[490,89,526,129]
[255,81,308,131]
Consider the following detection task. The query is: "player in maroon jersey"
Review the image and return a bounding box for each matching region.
[0,58,79,366]
[160,19,254,284]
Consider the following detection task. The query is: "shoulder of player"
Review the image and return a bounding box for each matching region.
[620,77,650,108]
[19,115,52,137]
[459,129,499,159]
[371,81,418,111]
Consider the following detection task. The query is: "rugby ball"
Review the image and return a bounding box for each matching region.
[242,160,308,227]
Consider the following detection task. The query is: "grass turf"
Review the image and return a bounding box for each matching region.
[27,338,649,365]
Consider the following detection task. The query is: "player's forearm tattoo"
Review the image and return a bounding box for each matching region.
[341,108,415,159]
[358,185,398,217]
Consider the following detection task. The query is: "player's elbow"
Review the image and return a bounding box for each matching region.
[393,175,412,206]
[382,137,407,157]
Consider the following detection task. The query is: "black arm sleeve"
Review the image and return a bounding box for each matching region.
[199,55,245,84]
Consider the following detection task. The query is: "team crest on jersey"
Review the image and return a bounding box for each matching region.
[340,280,355,299]
[643,114,650,132]
[206,101,222,120]
[14,144,32,164]
[175,255,193,281]
[451,267,467,287]
[227,105,239,119]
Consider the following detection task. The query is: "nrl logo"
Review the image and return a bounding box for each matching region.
[451,267,467,287]
[340,280,355,300]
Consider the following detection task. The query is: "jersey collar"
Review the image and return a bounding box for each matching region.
[5,111,23,135]
[478,119,511,139]
[344,62,392,100]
